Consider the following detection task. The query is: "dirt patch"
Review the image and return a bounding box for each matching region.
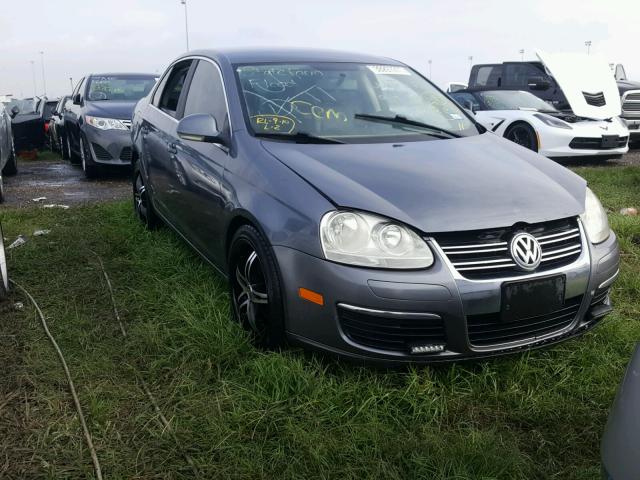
[3,156,130,208]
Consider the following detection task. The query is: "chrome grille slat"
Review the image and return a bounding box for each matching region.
[433,218,582,280]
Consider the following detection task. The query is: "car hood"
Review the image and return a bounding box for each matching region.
[84,100,138,120]
[537,51,621,119]
[261,133,586,233]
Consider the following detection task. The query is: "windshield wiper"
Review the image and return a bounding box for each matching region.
[354,113,461,138]
[254,131,344,144]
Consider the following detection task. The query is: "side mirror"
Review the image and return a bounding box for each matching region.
[177,113,227,146]
[465,101,477,114]
[9,106,19,118]
[73,93,82,105]
[527,76,551,91]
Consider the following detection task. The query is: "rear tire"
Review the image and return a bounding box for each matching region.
[504,122,538,152]
[2,141,17,176]
[0,222,8,300]
[60,135,69,160]
[228,225,286,349]
[132,163,160,229]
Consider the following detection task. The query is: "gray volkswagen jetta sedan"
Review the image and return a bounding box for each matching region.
[130,48,619,364]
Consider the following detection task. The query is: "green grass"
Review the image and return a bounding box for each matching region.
[0,165,639,479]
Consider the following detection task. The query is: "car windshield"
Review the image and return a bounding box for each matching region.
[8,98,38,115]
[86,75,157,102]
[235,63,480,143]
[477,90,557,112]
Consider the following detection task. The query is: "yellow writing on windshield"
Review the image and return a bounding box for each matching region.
[251,115,296,133]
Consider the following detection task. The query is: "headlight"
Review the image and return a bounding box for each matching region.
[85,115,128,130]
[580,187,610,244]
[320,211,434,268]
[533,113,572,129]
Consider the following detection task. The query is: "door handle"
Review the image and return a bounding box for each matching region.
[167,143,177,154]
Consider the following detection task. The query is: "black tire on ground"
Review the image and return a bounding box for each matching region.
[0,222,8,300]
[228,224,286,349]
[132,162,160,229]
[2,142,17,176]
[504,122,538,152]
[0,174,4,204]
[80,135,99,178]
[60,135,69,160]
[68,135,80,164]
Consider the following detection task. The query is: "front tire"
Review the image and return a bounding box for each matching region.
[0,221,7,300]
[504,122,538,152]
[80,135,99,178]
[132,163,160,229]
[68,135,80,164]
[228,225,285,348]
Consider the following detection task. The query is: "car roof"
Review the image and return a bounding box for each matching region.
[179,47,403,65]
[87,73,157,78]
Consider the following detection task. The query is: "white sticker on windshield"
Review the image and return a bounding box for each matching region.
[449,113,463,120]
[367,65,410,75]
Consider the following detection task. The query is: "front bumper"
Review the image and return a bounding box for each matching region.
[622,118,640,140]
[275,229,619,365]
[83,125,134,165]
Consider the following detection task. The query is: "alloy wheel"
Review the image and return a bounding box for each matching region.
[133,172,149,221]
[232,242,270,335]
[0,222,7,298]
[507,125,536,151]
[80,137,87,171]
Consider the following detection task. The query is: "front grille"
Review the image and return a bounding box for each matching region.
[622,90,640,116]
[338,306,446,353]
[466,295,583,346]
[569,136,628,150]
[583,91,606,107]
[120,147,133,161]
[91,143,112,160]
[434,217,582,280]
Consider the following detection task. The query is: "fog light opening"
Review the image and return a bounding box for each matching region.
[409,344,445,355]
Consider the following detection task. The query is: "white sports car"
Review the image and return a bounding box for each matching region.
[450,52,629,160]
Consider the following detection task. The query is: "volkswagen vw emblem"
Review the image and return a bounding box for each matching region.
[510,232,542,271]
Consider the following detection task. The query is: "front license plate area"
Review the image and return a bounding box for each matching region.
[501,275,566,323]
[601,135,619,148]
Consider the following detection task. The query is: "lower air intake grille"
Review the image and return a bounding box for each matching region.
[591,287,610,306]
[434,217,582,280]
[466,295,583,346]
[91,143,112,160]
[120,147,133,161]
[338,305,446,353]
[569,137,628,150]
[583,91,606,107]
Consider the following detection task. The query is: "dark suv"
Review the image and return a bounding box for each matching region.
[63,73,157,177]
[469,61,640,143]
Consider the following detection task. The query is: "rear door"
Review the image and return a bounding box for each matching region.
[169,59,232,263]
[142,60,194,223]
[468,64,503,88]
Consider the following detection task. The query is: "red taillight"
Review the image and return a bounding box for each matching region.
[44,123,50,133]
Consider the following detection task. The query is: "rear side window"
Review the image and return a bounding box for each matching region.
[183,60,228,129]
[473,66,502,87]
[504,64,544,87]
[156,60,192,117]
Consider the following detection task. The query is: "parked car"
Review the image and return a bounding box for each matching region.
[468,53,640,144]
[48,95,71,157]
[449,89,629,159]
[131,48,619,364]
[601,344,640,479]
[0,102,18,202]
[63,73,157,177]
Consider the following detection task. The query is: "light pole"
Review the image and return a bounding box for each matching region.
[39,51,47,97]
[585,40,592,55]
[180,0,190,51]
[468,56,473,69]
[30,60,37,97]
[519,49,524,61]
[428,59,432,79]
[69,77,74,92]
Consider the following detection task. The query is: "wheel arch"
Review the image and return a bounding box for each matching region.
[503,120,540,152]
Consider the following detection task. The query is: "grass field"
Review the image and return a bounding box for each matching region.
[0,165,639,479]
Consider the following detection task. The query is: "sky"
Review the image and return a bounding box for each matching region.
[1,0,639,99]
